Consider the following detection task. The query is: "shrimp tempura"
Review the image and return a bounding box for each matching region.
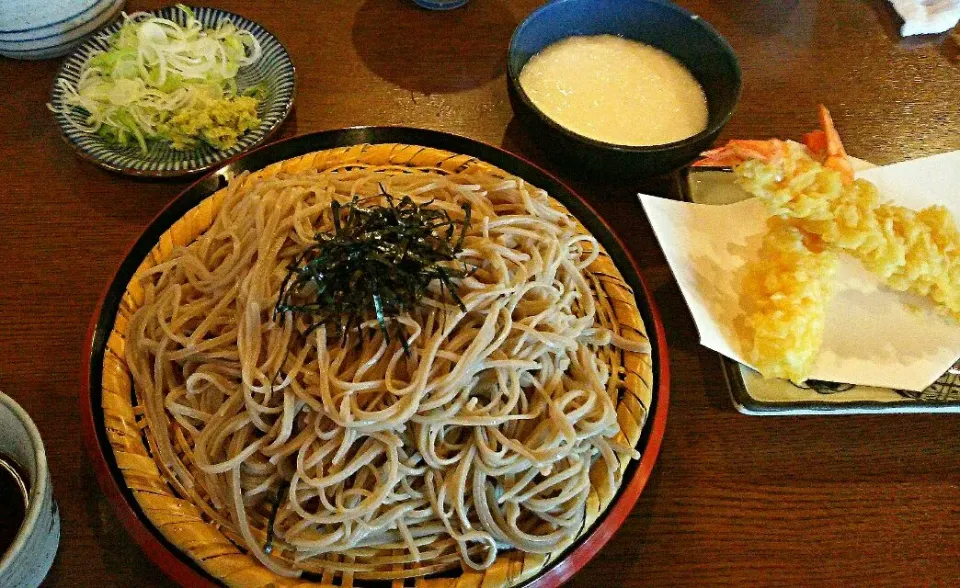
[697,105,960,381]
[741,218,838,381]
[737,150,960,321]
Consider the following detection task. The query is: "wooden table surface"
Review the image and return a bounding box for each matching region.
[1,0,959,586]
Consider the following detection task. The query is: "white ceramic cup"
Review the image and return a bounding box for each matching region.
[0,391,60,587]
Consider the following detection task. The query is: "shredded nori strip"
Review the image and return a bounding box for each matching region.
[274,191,471,350]
[263,481,290,555]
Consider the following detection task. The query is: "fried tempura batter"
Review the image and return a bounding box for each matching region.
[741,218,838,381]
[696,105,960,381]
[738,148,960,321]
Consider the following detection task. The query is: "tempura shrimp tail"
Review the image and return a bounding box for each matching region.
[695,104,854,185]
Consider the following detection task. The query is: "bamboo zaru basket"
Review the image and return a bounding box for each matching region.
[99,144,654,587]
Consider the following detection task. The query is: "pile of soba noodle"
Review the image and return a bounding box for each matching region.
[125,162,650,580]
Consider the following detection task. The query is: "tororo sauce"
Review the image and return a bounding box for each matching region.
[519,35,709,146]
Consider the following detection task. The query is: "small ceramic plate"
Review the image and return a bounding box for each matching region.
[682,162,960,415]
[0,0,126,60]
[49,5,295,178]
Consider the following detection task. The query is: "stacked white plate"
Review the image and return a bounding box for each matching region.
[0,0,125,60]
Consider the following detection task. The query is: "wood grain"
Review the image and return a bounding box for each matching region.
[0,0,958,586]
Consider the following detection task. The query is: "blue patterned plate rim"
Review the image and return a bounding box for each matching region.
[0,0,106,36]
[0,0,123,45]
[49,5,296,178]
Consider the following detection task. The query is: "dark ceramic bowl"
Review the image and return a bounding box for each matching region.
[507,0,741,178]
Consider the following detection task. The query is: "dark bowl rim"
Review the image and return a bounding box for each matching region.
[506,0,742,154]
[48,5,297,179]
[79,126,671,588]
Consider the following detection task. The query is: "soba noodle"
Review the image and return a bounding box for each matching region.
[125,163,651,580]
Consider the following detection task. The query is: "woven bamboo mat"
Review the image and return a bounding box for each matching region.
[100,143,653,588]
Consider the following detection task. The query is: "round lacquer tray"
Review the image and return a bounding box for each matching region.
[81,128,669,587]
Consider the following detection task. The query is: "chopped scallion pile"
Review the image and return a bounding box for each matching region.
[50,4,264,153]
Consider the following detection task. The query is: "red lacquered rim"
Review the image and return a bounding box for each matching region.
[80,127,670,588]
